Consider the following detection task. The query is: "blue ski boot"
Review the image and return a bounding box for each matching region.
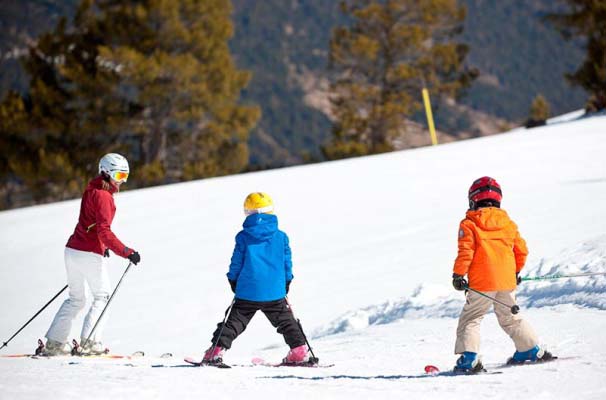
[507,345,555,365]
[454,351,485,374]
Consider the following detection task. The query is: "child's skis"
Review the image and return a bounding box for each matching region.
[183,356,231,368]
[251,356,333,368]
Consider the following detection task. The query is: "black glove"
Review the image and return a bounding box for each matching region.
[516,273,522,285]
[452,274,468,291]
[127,251,141,265]
[286,280,292,294]
[104,248,110,258]
[229,280,237,293]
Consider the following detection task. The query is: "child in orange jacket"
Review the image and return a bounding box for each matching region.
[451,177,553,373]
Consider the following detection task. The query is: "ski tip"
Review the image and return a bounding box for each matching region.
[184,357,201,366]
[424,365,440,375]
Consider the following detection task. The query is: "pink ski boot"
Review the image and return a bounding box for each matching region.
[203,345,225,363]
[283,345,310,364]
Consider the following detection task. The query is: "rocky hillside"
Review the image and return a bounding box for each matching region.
[1,0,587,167]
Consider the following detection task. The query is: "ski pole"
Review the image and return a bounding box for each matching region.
[79,262,132,353]
[207,298,236,362]
[464,286,520,315]
[1,285,68,350]
[286,297,318,362]
[521,271,606,282]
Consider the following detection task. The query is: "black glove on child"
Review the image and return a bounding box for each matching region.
[286,280,292,294]
[229,280,237,293]
[516,273,522,285]
[452,274,468,291]
[128,251,141,265]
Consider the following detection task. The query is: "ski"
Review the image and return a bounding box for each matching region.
[0,339,162,360]
[31,351,146,360]
[424,364,502,376]
[495,355,573,370]
[422,355,571,376]
[0,352,146,360]
[161,356,333,369]
[427,369,503,377]
[250,357,334,368]
[183,356,231,369]
[0,354,37,358]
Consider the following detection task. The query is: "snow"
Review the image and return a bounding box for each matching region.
[1,115,606,399]
[546,109,586,124]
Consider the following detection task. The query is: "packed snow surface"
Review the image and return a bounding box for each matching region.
[1,115,605,399]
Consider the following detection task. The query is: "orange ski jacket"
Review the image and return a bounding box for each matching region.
[453,207,528,291]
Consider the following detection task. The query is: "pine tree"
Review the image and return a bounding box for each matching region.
[545,0,606,112]
[0,12,105,205]
[0,0,259,208]
[324,0,476,159]
[91,0,260,183]
[526,94,550,128]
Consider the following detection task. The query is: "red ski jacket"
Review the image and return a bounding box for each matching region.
[66,176,133,258]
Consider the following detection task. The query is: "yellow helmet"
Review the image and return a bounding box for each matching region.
[244,192,274,215]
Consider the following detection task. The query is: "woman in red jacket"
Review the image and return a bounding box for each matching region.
[42,153,140,355]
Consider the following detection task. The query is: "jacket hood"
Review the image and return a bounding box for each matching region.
[465,207,512,231]
[88,175,118,194]
[243,213,278,240]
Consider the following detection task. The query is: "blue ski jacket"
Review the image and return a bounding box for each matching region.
[227,213,293,302]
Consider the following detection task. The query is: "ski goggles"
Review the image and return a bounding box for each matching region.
[244,205,274,216]
[111,170,129,183]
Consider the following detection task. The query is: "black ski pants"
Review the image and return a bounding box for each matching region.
[211,298,305,350]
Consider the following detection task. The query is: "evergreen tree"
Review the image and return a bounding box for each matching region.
[545,0,606,112]
[0,0,259,208]
[526,94,550,128]
[324,0,476,159]
[92,0,260,183]
[0,13,109,205]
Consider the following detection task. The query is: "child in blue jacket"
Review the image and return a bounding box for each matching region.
[202,192,309,364]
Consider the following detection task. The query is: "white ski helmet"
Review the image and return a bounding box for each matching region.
[99,153,130,183]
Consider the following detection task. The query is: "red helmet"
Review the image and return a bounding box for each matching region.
[468,176,502,209]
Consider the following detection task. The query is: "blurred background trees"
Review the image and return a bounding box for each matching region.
[0,0,259,208]
[526,94,551,128]
[545,0,606,113]
[323,0,477,159]
[1,0,601,209]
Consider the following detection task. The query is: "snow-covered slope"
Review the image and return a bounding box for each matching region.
[1,116,605,399]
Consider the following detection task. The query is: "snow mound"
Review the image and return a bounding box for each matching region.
[313,284,463,338]
[315,236,606,338]
[518,235,606,309]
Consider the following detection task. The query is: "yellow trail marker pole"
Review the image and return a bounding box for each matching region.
[422,88,438,145]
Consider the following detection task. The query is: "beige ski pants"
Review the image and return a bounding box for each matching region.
[455,289,538,354]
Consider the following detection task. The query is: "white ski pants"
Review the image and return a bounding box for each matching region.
[46,247,111,344]
[455,289,538,354]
